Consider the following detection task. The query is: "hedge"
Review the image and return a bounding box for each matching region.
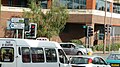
[93,43,120,51]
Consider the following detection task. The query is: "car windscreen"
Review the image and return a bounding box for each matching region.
[70,57,88,64]
[107,54,120,60]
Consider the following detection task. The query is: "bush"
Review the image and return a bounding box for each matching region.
[70,39,83,45]
[94,43,120,51]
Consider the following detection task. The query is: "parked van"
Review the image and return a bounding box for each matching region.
[0,38,71,67]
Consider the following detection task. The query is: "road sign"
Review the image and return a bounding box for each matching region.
[9,23,25,29]
[11,18,24,22]
[7,21,11,30]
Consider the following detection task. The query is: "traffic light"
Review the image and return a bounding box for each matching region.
[104,24,111,34]
[104,24,108,32]
[108,25,111,33]
[24,18,29,31]
[29,23,37,38]
[88,26,93,36]
[25,31,31,38]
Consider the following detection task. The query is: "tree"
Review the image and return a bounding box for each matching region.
[23,0,69,39]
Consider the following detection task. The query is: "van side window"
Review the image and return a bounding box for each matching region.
[21,47,31,63]
[31,47,44,62]
[1,47,14,62]
[45,48,57,62]
[58,49,68,63]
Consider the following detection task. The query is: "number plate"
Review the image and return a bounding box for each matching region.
[111,64,120,67]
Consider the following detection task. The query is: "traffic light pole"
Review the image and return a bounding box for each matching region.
[103,0,107,54]
[85,25,89,55]
[22,29,25,39]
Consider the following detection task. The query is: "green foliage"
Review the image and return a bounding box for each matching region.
[70,39,83,45]
[107,43,120,51]
[93,43,120,51]
[23,0,69,38]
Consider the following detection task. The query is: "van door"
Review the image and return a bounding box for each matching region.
[44,48,58,67]
[58,49,71,67]
[0,40,17,67]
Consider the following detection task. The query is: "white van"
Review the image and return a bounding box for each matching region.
[0,38,71,67]
[36,37,49,41]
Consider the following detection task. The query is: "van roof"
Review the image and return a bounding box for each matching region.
[0,38,62,48]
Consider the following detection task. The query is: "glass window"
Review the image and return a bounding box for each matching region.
[107,2,110,12]
[60,0,67,6]
[99,58,107,65]
[96,0,105,11]
[4,0,28,7]
[107,54,120,60]
[70,57,88,64]
[31,47,44,62]
[60,44,72,48]
[8,0,13,6]
[113,3,120,14]
[58,49,68,63]
[22,47,31,63]
[1,47,14,62]
[79,0,86,9]
[93,57,100,64]
[60,0,86,9]
[67,0,73,9]
[40,0,48,9]
[74,0,79,9]
[45,48,57,62]
[96,0,110,12]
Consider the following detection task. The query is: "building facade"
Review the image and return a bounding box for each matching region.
[1,0,120,46]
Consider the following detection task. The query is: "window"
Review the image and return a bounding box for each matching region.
[113,3,120,14]
[96,0,110,12]
[96,0,105,11]
[99,58,106,65]
[93,57,100,64]
[45,48,57,62]
[107,54,120,60]
[107,2,110,12]
[22,47,31,63]
[8,0,13,6]
[60,44,72,48]
[40,0,48,9]
[4,0,28,7]
[60,0,86,9]
[31,47,44,62]
[58,49,68,63]
[1,47,14,62]
[71,57,88,64]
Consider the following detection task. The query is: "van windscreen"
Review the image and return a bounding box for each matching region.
[0,47,14,62]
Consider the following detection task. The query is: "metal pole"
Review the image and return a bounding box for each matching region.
[16,30,18,38]
[22,29,24,39]
[103,0,107,54]
[109,3,113,53]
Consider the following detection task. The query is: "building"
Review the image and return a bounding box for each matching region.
[1,0,120,46]
[114,0,120,3]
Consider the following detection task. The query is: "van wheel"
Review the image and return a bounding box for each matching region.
[77,52,82,55]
